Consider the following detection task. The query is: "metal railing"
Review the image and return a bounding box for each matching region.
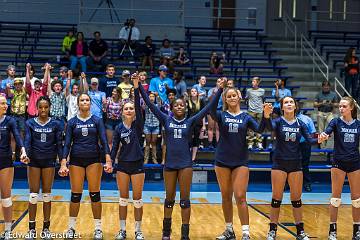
[334,77,360,110]
[300,33,329,81]
[282,12,297,51]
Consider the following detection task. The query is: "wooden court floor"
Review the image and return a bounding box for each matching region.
[0,202,355,239]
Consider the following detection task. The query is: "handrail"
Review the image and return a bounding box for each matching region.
[300,33,329,81]
[334,77,360,110]
[282,12,297,51]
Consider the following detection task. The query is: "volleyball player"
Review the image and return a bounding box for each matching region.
[139,76,225,240]
[24,96,63,239]
[212,87,272,240]
[266,96,319,240]
[319,97,360,240]
[111,74,145,240]
[0,95,27,240]
[59,93,113,240]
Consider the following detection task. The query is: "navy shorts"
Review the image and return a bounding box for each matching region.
[0,157,13,170]
[70,157,101,168]
[164,165,193,172]
[116,160,144,175]
[332,160,360,173]
[105,119,122,131]
[272,159,302,173]
[143,125,160,135]
[215,161,248,170]
[28,158,56,168]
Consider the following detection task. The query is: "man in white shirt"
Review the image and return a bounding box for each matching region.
[118,18,140,57]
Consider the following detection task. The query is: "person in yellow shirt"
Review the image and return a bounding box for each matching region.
[117,70,133,100]
[61,30,76,61]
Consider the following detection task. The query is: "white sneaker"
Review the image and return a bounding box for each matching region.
[135,231,145,240]
[115,230,126,240]
[296,231,310,240]
[1,231,12,240]
[328,232,337,240]
[65,228,76,239]
[266,230,276,240]
[242,233,250,240]
[93,229,103,240]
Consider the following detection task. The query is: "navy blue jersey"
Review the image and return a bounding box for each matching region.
[111,88,144,162]
[63,115,110,159]
[24,118,63,161]
[140,85,223,169]
[325,117,360,162]
[271,117,317,161]
[212,111,268,166]
[0,116,24,159]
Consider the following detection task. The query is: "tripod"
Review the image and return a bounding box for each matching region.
[88,0,121,23]
[119,38,135,57]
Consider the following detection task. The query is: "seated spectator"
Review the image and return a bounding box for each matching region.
[87,31,109,71]
[159,39,175,71]
[117,70,133,100]
[344,47,359,99]
[70,32,88,73]
[61,30,76,63]
[210,51,225,74]
[118,18,140,57]
[173,70,187,99]
[174,46,190,65]
[139,36,156,72]
[149,65,174,103]
[271,78,292,117]
[99,64,119,98]
[192,75,207,100]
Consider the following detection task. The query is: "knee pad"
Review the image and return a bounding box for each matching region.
[133,199,143,208]
[1,197,12,208]
[164,199,175,208]
[119,198,129,207]
[291,199,302,208]
[42,193,52,203]
[180,199,191,209]
[89,192,101,203]
[271,198,282,208]
[330,197,341,208]
[29,193,38,204]
[71,192,82,203]
[352,197,360,208]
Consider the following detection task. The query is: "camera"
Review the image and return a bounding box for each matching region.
[124,19,130,27]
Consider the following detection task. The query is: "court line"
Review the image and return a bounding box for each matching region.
[248,204,297,237]
[11,209,28,231]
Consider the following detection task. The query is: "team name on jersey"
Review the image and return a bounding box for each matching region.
[169,123,187,129]
[282,127,300,133]
[76,123,95,128]
[341,127,358,134]
[34,128,53,133]
[121,129,132,138]
[225,118,243,124]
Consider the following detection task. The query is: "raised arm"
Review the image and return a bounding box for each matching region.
[25,63,33,94]
[65,70,72,97]
[134,87,144,133]
[248,103,273,133]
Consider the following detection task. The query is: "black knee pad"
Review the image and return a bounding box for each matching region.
[180,199,191,209]
[164,199,175,208]
[271,198,282,208]
[71,192,82,203]
[291,199,302,208]
[89,192,101,202]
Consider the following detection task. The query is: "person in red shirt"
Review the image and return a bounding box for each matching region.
[344,47,359,99]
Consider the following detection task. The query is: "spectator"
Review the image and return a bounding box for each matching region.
[139,71,149,92]
[117,70,133,100]
[271,78,292,117]
[187,87,206,161]
[87,31,109,71]
[85,77,106,119]
[149,65,174,103]
[48,79,66,130]
[65,71,86,121]
[344,47,359,99]
[314,80,339,148]
[105,87,123,147]
[210,51,225,74]
[99,64,119,98]
[140,36,156,72]
[174,46,190,65]
[61,30,76,62]
[58,66,69,88]
[21,63,39,89]
[118,18,140,57]
[159,39,175,71]
[1,65,16,111]
[192,75,207,100]
[143,92,160,164]
[70,32,88,73]
[26,63,49,118]
[245,77,265,150]
[173,70,187,99]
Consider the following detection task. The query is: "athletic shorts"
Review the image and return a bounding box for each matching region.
[272,159,302,173]
[332,160,360,173]
[164,165,193,172]
[0,157,13,170]
[215,161,248,170]
[28,158,56,168]
[69,157,101,168]
[116,160,144,175]
[143,125,160,135]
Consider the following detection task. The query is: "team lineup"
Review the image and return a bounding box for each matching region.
[0,72,359,240]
